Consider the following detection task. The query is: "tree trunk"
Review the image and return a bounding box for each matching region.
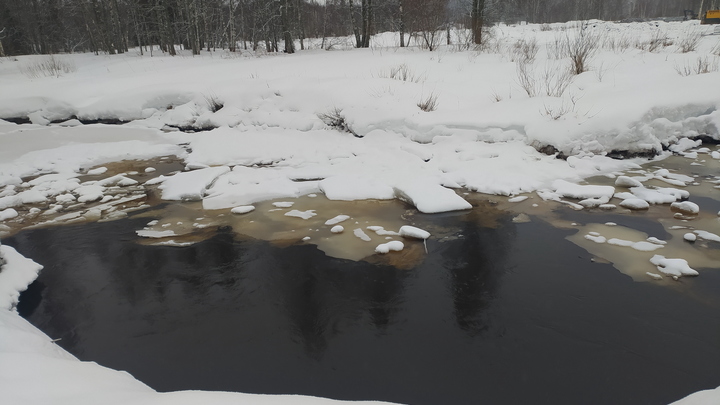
[471,0,484,45]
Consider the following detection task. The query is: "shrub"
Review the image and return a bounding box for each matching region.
[19,55,76,78]
[417,92,439,112]
[318,107,357,136]
[675,56,719,76]
[677,28,702,53]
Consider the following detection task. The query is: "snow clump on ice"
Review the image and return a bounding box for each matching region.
[375,241,404,254]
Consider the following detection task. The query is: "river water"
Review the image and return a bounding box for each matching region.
[6,197,720,405]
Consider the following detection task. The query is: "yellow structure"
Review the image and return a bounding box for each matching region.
[704,9,720,23]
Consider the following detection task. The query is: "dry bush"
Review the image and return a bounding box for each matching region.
[379,63,426,83]
[476,27,503,54]
[675,56,719,76]
[19,55,76,78]
[517,59,574,98]
[510,38,539,63]
[547,33,569,59]
[677,28,702,53]
[634,30,671,52]
[565,24,601,75]
[203,93,224,113]
[713,40,720,56]
[541,93,582,120]
[603,33,633,53]
[318,107,357,135]
[540,24,552,32]
[516,59,537,97]
[417,92,439,112]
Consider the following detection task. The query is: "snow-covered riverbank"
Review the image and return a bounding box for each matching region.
[1,19,720,404]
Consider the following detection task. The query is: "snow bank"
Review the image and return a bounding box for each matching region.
[394,180,471,214]
[0,243,43,311]
[160,166,230,201]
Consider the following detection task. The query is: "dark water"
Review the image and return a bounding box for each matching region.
[5,208,720,405]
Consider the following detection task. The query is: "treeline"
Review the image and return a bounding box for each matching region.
[0,0,716,57]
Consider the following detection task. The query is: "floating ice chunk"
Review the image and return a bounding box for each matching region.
[55,193,76,203]
[75,185,104,203]
[155,240,195,247]
[508,196,528,203]
[585,234,607,243]
[607,238,664,251]
[620,199,649,210]
[98,175,138,187]
[231,206,255,214]
[628,187,677,204]
[579,196,610,208]
[285,210,316,219]
[86,167,108,176]
[0,208,18,221]
[273,201,295,208]
[552,179,615,200]
[684,233,697,242]
[646,272,663,280]
[367,226,400,236]
[615,176,643,188]
[144,175,168,185]
[136,229,176,238]
[671,201,699,215]
[394,180,471,214]
[147,220,159,226]
[650,255,699,277]
[375,241,404,254]
[331,225,344,234]
[599,204,616,210]
[160,166,230,201]
[694,230,720,242]
[712,151,720,159]
[646,237,667,245]
[325,215,350,226]
[353,228,372,242]
[669,138,702,153]
[399,225,431,240]
[302,236,311,241]
[512,213,531,223]
[605,222,617,226]
[83,208,102,221]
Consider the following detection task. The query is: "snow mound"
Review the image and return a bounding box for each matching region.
[285,210,317,220]
[325,215,350,226]
[230,206,255,215]
[394,180,471,214]
[160,166,230,201]
[650,255,699,278]
[375,241,404,254]
[399,226,431,240]
[0,244,44,311]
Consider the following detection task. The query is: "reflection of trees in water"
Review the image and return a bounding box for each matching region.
[441,209,515,337]
[10,219,411,361]
[265,245,409,359]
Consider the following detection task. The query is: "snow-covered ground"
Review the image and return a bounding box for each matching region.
[1,19,720,404]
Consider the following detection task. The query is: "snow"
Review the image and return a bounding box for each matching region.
[508,196,528,203]
[671,385,720,405]
[330,225,344,234]
[646,272,663,280]
[684,233,697,242]
[0,244,44,311]
[649,255,699,277]
[367,226,400,236]
[160,166,230,201]
[394,180,471,214]
[671,201,700,214]
[614,176,643,188]
[231,205,255,215]
[694,230,720,243]
[353,228,372,242]
[375,241,405,254]
[285,210,317,220]
[1,19,720,405]
[552,179,615,200]
[399,225,431,240]
[324,215,350,226]
[607,238,665,252]
[619,198,649,210]
[0,208,19,221]
[273,202,295,208]
[136,229,177,238]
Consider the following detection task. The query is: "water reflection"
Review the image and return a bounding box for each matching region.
[8,206,720,405]
[442,209,514,336]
